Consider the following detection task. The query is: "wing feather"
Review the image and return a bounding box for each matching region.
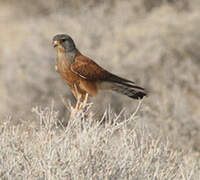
[71,54,111,81]
[71,53,142,91]
[70,52,147,99]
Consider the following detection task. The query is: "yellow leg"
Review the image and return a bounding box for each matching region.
[75,99,80,111]
[73,84,81,111]
[83,93,89,106]
[72,84,89,112]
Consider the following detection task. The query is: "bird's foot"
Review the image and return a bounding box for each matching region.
[70,93,89,120]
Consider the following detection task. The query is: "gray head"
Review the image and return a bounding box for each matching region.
[53,34,76,52]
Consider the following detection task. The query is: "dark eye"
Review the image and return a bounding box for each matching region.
[60,39,66,42]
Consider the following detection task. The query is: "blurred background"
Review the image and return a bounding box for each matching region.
[0,0,200,152]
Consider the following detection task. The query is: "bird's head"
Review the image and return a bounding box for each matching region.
[53,34,76,52]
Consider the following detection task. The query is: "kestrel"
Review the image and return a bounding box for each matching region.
[52,34,147,106]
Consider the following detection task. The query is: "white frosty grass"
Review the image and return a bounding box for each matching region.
[0,102,199,180]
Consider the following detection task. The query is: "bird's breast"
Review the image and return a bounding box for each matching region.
[56,58,98,97]
[57,60,78,85]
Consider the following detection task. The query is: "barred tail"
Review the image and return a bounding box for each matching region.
[106,74,147,100]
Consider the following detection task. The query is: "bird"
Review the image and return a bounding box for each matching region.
[52,34,147,108]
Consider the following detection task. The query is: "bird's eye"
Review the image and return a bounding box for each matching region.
[60,39,66,42]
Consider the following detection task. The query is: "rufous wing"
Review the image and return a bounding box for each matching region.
[71,53,147,99]
[70,54,111,81]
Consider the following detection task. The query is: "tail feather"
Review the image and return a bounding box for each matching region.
[106,74,147,100]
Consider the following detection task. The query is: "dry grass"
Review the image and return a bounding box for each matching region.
[0,102,199,179]
[1,0,200,179]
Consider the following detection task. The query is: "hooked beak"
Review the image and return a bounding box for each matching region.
[53,40,60,48]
